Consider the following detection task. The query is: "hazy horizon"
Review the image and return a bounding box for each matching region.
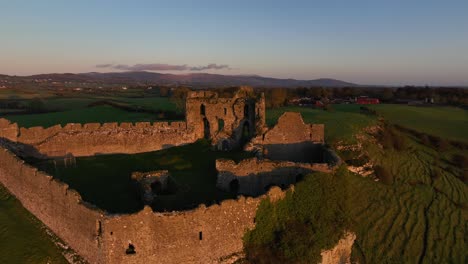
[1,0,468,86]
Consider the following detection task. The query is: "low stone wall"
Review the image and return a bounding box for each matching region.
[248,112,325,162]
[0,118,18,142]
[0,118,197,157]
[101,188,286,264]
[320,232,356,264]
[0,146,106,263]
[216,158,331,196]
[0,144,290,263]
[258,112,324,145]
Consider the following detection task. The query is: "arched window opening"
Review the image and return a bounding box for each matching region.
[200,104,206,115]
[126,243,136,255]
[222,140,229,151]
[224,108,227,115]
[218,119,224,132]
[151,181,162,194]
[241,122,251,144]
[229,179,239,192]
[244,104,249,118]
[203,118,210,139]
[296,174,304,182]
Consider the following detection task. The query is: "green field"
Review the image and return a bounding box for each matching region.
[0,185,67,264]
[0,101,467,263]
[267,105,377,144]
[3,106,168,128]
[370,104,468,142]
[37,140,252,213]
[245,125,467,263]
[1,96,179,128]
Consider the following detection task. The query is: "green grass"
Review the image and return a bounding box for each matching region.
[4,105,165,128]
[119,97,178,113]
[370,104,468,143]
[36,140,253,213]
[41,97,98,111]
[40,96,178,112]
[245,130,467,263]
[345,132,467,263]
[266,105,377,144]
[243,170,348,264]
[0,184,67,264]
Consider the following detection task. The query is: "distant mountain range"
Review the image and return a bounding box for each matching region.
[13,71,358,88]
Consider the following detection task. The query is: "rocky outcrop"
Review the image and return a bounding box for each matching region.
[320,232,356,264]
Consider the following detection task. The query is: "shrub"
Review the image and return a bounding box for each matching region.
[430,136,450,152]
[378,124,407,151]
[244,170,348,263]
[452,154,468,169]
[374,165,393,184]
[324,104,334,112]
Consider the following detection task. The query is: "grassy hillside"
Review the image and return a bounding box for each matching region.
[370,104,468,143]
[0,185,67,264]
[244,121,467,263]
[267,105,377,144]
[0,102,466,263]
[37,140,252,213]
[4,105,165,128]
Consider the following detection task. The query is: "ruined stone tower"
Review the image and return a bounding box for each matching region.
[185,86,266,150]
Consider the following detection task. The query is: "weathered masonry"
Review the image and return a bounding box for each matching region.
[0,88,349,264]
[0,87,265,157]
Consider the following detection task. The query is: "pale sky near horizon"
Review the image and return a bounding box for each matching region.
[1,0,468,86]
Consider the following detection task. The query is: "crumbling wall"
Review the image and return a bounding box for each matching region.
[249,112,325,162]
[9,121,196,157]
[216,158,331,196]
[0,118,18,142]
[185,88,265,149]
[101,187,286,264]
[320,232,356,264]
[0,146,106,263]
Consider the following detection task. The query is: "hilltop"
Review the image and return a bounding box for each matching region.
[2,71,357,88]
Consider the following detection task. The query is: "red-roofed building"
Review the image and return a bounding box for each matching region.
[356,97,380,104]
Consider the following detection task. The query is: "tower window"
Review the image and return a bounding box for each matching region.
[200,104,206,115]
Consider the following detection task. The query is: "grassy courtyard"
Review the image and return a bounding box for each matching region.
[37,140,253,213]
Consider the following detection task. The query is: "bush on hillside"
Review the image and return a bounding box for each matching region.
[430,136,450,152]
[243,169,348,264]
[374,165,393,185]
[378,124,407,151]
[452,154,468,169]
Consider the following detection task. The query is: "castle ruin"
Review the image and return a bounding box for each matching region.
[0,87,347,264]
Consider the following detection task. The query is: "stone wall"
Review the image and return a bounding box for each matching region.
[0,146,106,263]
[185,88,265,149]
[320,232,356,264]
[249,112,325,162]
[101,188,286,264]
[216,158,331,196]
[0,144,290,263]
[0,118,196,157]
[0,118,18,142]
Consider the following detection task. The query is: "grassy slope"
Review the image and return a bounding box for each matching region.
[0,103,466,262]
[346,133,467,263]
[267,105,377,144]
[4,105,164,128]
[370,104,468,142]
[37,140,252,213]
[0,185,67,264]
[247,104,467,263]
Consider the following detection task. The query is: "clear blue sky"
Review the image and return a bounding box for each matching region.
[1,0,467,85]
